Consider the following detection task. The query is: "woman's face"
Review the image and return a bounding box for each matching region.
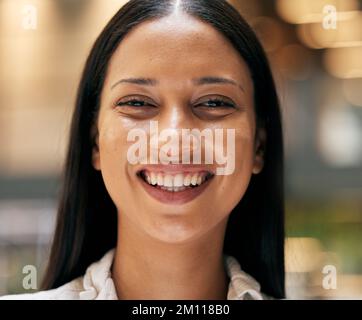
[93,13,265,243]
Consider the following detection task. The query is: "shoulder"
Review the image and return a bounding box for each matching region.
[0,277,84,300]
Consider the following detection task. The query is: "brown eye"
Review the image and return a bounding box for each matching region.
[193,96,238,119]
[119,99,145,107]
[114,96,158,118]
[197,98,236,109]
[116,97,156,108]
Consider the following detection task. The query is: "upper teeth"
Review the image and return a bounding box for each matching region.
[143,171,208,188]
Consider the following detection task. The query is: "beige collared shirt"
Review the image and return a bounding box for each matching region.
[1,249,270,300]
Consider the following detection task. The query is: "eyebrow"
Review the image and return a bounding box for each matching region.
[111,76,244,92]
[111,77,158,89]
[192,76,245,92]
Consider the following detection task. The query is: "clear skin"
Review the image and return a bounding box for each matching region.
[92,12,266,299]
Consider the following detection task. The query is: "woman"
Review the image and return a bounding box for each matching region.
[2,0,285,300]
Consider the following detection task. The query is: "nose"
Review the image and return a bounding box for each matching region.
[149,101,199,164]
[158,101,192,131]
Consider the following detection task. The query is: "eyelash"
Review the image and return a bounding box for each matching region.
[195,98,236,109]
[115,96,156,108]
[115,96,236,109]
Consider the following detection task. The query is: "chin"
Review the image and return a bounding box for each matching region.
[144,218,208,244]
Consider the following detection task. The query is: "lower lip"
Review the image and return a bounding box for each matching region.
[138,175,213,205]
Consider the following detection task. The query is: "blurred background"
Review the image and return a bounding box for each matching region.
[0,0,361,299]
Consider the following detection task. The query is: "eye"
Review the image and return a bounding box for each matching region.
[115,96,156,108]
[114,95,158,118]
[196,98,236,109]
[193,95,238,119]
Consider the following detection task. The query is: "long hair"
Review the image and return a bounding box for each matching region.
[41,0,285,298]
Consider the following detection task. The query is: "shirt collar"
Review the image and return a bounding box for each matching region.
[224,255,264,300]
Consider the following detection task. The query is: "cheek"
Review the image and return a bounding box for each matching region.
[97,118,133,205]
[235,127,255,172]
[99,124,127,167]
[211,126,255,215]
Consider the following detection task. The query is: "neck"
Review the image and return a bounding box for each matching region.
[111,215,229,300]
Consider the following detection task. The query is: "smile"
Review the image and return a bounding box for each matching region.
[140,170,213,192]
[137,166,214,205]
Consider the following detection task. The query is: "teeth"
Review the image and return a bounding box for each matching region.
[142,171,211,191]
[157,173,164,186]
[183,175,191,186]
[164,175,173,187]
[150,172,157,185]
[191,174,198,186]
[174,174,184,187]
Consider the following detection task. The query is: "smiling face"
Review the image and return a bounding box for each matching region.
[92,13,265,244]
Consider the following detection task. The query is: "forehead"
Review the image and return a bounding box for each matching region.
[105,13,252,90]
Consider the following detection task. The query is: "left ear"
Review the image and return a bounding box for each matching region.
[252,127,266,174]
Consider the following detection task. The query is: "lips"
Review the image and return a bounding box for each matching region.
[136,166,214,204]
[141,170,212,191]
